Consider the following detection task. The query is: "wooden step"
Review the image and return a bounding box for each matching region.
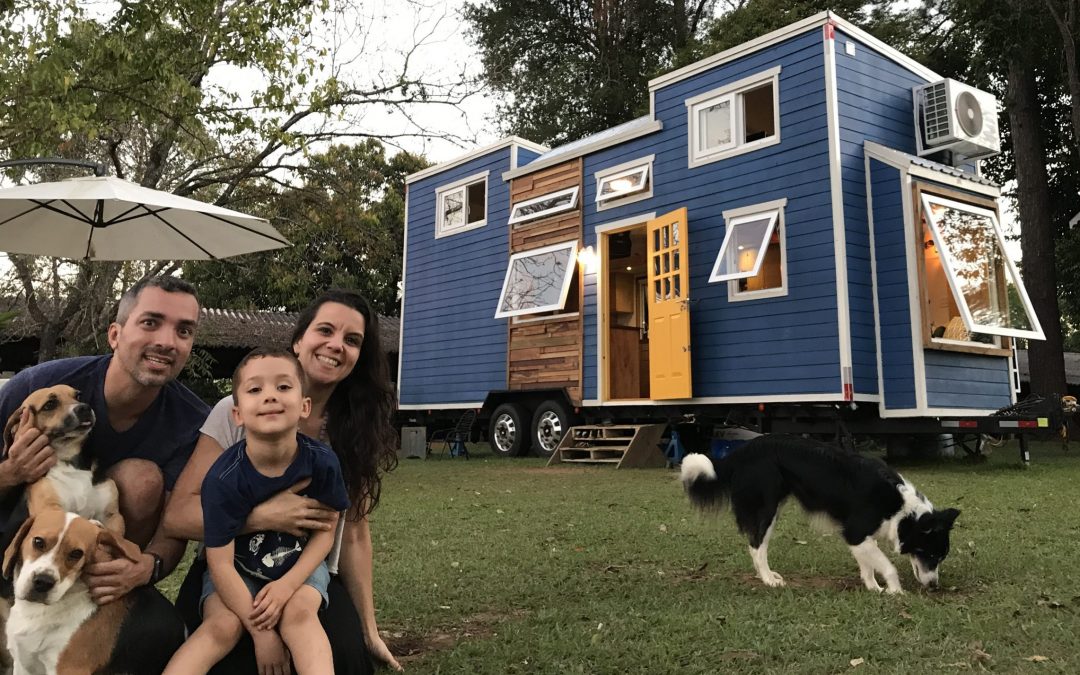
[547,424,668,468]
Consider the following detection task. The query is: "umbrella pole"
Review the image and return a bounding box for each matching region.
[0,158,108,177]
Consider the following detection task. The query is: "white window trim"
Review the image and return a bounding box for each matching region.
[495,240,580,319]
[686,66,782,169]
[434,171,488,239]
[508,186,580,226]
[708,198,789,302]
[595,155,655,211]
[920,194,1044,340]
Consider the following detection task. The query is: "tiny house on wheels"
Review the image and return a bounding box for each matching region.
[397,12,1054,464]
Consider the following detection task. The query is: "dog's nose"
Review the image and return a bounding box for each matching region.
[75,403,94,423]
[31,574,56,594]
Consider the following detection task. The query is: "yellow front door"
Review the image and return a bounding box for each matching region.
[646,208,692,400]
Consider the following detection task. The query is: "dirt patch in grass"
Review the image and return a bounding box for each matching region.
[383,609,529,664]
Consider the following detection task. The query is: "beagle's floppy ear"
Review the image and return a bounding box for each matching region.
[3,406,24,454]
[3,516,34,580]
[95,528,142,564]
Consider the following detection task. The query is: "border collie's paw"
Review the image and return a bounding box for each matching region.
[761,571,785,587]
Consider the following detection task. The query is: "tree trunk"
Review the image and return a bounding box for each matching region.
[1006,57,1068,396]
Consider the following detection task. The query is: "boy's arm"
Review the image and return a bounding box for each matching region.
[279,513,338,589]
[206,543,261,632]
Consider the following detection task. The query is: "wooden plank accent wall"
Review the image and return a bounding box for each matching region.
[507,159,585,403]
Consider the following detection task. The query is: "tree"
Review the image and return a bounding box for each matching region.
[464,0,715,146]
[182,141,428,316]
[0,0,473,361]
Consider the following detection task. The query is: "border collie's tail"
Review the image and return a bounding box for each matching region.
[680,453,733,511]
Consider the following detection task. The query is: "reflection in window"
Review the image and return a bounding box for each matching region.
[920,194,1043,340]
[495,241,579,318]
[508,187,580,225]
[437,176,486,237]
[597,165,650,203]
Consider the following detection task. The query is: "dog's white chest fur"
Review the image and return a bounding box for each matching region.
[44,464,114,524]
[7,585,95,675]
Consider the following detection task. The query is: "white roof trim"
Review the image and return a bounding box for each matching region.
[864,141,1000,197]
[648,11,940,92]
[406,136,549,184]
[502,120,663,181]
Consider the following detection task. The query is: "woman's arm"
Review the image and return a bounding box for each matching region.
[163,433,337,542]
[161,432,224,541]
[339,515,402,671]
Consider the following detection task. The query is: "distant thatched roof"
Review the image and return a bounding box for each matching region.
[197,308,399,354]
[1015,349,1080,387]
[0,300,399,355]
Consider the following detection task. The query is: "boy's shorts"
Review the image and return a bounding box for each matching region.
[200,561,331,617]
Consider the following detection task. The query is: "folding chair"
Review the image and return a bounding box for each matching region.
[426,409,477,459]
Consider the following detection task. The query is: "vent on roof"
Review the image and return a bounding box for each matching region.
[914,79,1000,163]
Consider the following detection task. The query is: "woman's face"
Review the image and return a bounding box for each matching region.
[293,301,366,387]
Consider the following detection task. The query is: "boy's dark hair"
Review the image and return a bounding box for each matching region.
[231,347,305,404]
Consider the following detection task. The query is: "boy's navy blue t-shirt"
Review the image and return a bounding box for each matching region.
[201,433,349,581]
[0,355,209,491]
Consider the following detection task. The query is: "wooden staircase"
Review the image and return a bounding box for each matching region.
[546,424,668,468]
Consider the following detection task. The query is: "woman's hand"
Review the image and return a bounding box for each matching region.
[366,632,403,672]
[248,478,337,536]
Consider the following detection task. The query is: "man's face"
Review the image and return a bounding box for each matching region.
[108,287,199,388]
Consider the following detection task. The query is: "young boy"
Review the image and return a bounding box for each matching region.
[164,348,349,675]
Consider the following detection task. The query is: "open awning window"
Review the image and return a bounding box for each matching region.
[495,241,579,318]
[508,187,580,225]
[708,209,779,282]
[921,194,1043,340]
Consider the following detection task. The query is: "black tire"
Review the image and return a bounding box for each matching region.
[531,400,577,459]
[488,402,531,457]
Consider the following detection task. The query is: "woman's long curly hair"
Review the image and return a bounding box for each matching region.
[291,290,398,518]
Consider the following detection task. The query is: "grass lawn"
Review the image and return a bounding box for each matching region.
[161,440,1080,673]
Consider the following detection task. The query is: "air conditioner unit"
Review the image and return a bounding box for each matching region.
[914,79,1000,161]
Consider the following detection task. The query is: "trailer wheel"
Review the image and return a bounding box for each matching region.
[489,403,531,457]
[531,400,577,459]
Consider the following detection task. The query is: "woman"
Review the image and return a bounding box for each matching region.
[166,290,402,673]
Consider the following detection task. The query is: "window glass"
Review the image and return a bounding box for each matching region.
[921,194,1042,340]
[508,187,579,225]
[598,165,649,202]
[742,83,776,143]
[709,212,778,281]
[699,98,733,153]
[495,242,579,318]
[442,188,464,231]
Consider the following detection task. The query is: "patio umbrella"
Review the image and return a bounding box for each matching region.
[0,175,289,260]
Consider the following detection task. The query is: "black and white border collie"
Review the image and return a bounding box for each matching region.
[680,435,960,593]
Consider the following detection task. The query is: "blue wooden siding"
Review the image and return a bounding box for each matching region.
[400,149,513,405]
[834,29,931,397]
[582,29,839,399]
[868,159,916,409]
[517,147,543,168]
[925,350,1011,409]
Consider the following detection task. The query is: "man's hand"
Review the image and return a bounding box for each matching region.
[253,629,292,675]
[0,408,56,488]
[248,478,337,536]
[366,632,404,672]
[251,579,297,631]
[85,546,152,605]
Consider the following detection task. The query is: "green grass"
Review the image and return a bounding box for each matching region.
[162,441,1080,673]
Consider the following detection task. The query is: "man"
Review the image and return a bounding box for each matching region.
[0,276,209,611]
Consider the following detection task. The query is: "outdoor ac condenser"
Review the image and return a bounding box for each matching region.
[914,78,1000,162]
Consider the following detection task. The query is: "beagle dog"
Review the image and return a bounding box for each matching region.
[2,386,123,535]
[3,510,141,675]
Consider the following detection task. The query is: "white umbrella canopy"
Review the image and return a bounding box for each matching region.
[0,175,290,260]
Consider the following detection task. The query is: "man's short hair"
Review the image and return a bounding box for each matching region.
[115,276,200,325]
[231,347,306,404]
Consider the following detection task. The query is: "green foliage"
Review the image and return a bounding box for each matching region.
[182,141,429,316]
[463,0,714,146]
